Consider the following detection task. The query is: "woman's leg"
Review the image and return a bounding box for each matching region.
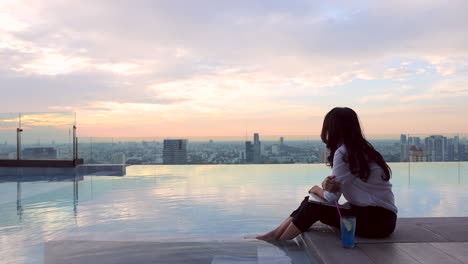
[317,204,352,229]
[277,222,302,240]
[279,202,351,240]
[257,197,310,241]
[256,216,294,240]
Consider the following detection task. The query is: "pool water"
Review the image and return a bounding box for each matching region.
[1,163,467,263]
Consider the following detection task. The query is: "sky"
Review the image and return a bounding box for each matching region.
[1,0,468,138]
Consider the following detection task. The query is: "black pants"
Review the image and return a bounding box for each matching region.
[290,196,397,238]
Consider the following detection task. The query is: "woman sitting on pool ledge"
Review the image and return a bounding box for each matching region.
[256,107,398,241]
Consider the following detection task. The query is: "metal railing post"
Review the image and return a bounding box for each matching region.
[76,137,79,160]
[73,125,77,160]
[16,128,23,160]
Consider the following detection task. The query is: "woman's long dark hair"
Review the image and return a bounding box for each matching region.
[320,107,391,182]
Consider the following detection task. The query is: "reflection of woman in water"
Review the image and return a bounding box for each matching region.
[257,107,398,241]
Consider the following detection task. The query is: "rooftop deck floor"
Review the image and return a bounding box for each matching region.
[302,217,468,264]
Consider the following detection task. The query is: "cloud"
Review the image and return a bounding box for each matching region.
[1,0,468,135]
[95,63,146,75]
[14,50,91,75]
[359,93,394,104]
[424,56,468,76]
[430,78,468,96]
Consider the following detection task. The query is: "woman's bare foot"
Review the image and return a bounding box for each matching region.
[256,232,277,241]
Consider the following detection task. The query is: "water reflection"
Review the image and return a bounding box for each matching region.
[0,163,468,263]
[1,174,84,222]
[17,182,22,220]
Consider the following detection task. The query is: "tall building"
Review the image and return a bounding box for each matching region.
[447,138,455,161]
[425,135,446,162]
[408,136,421,148]
[400,134,407,145]
[443,137,448,161]
[253,133,261,163]
[271,144,280,155]
[400,134,408,162]
[239,150,245,162]
[280,137,284,147]
[254,133,260,143]
[459,143,466,161]
[454,136,460,160]
[163,139,187,164]
[244,133,262,163]
[245,141,254,163]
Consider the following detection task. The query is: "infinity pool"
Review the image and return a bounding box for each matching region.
[1,163,467,263]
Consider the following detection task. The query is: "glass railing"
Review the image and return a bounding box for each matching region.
[403,133,464,162]
[3,121,466,178]
[77,135,327,165]
[76,134,467,164]
[0,113,19,160]
[20,112,75,160]
[75,134,467,183]
[78,137,167,165]
[0,112,76,161]
[78,137,121,164]
[402,133,462,184]
[461,133,468,184]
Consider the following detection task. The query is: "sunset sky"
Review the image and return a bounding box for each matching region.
[1,0,467,138]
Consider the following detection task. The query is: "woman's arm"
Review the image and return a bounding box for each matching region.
[322,176,342,202]
[331,147,353,183]
[322,147,351,202]
[322,176,340,192]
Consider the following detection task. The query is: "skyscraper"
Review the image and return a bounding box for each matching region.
[454,136,460,160]
[447,138,455,161]
[400,134,407,145]
[459,143,466,161]
[400,134,408,162]
[253,133,261,163]
[245,141,254,163]
[254,133,260,143]
[425,135,446,162]
[163,139,187,164]
[245,133,262,163]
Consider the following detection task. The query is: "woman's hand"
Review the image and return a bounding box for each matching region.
[322,175,340,192]
[308,185,321,194]
[308,185,325,199]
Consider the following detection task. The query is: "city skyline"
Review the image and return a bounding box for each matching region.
[1,132,466,165]
[1,1,468,136]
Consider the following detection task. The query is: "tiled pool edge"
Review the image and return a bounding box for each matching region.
[300,217,468,264]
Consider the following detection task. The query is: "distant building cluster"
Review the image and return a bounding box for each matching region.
[0,133,466,165]
[400,134,466,162]
[22,147,57,160]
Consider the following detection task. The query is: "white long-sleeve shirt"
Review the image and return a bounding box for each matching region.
[323,145,398,214]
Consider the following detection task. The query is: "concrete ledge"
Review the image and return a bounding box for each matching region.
[76,164,126,176]
[301,217,468,264]
[0,164,126,180]
[0,159,83,168]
